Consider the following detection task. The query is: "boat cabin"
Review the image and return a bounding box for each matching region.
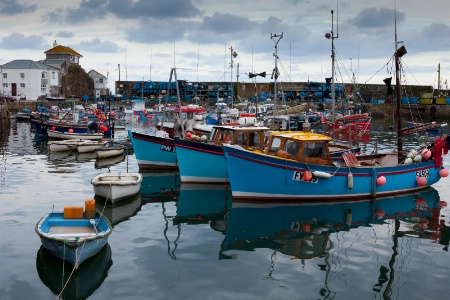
[265,131,334,165]
[209,125,270,150]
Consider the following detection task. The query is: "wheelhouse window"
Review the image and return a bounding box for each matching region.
[302,142,327,158]
[284,140,300,157]
[268,137,282,154]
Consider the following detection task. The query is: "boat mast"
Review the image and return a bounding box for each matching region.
[325,9,338,128]
[395,46,407,162]
[271,33,283,117]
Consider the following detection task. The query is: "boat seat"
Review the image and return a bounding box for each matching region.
[342,153,361,167]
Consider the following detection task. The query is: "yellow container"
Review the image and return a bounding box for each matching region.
[85,199,96,212]
[436,97,446,105]
[64,206,84,219]
[419,98,432,105]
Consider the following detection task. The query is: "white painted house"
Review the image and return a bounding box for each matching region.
[88,69,108,100]
[0,60,61,101]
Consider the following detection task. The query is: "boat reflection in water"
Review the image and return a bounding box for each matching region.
[140,170,180,203]
[222,187,444,259]
[36,244,112,300]
[95,154,125,169]
[174,183,232,225]
[95,193,142,227]
[165,183,231,260]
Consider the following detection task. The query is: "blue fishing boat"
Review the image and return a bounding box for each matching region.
[35,208,113,269]
[223,130,449,201]
[174,125,270,183]
[222,188,443,256]
[128,129,177,169]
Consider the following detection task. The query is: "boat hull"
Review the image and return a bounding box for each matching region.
[35,212,112,268]
[96,146,125,158]
[91,173,142,202]
[174,137,227,183]
[128,130,177,169]
[47,129,104,140]
[223,145,445,201]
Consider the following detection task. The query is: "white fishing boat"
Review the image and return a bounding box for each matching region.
[48,139,86,152]
[96,146,125,159]
[76,141,109,153]
[47,129,104,140]
[91,172,143,203]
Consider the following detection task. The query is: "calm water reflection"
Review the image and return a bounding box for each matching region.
[1,120,450,300]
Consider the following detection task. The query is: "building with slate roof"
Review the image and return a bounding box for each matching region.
[1,60,61,101]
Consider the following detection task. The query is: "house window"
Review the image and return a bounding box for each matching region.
[41,72,47,79]
[2,73,6,79]
[20,83,25,88]
[52,72,55,79]
[70,55,75,62]
[99,78,103,83]
[20,73,25,79]
[3,83,8,88]
[41,85,46,93]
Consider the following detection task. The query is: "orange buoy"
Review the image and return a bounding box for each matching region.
[303,170,313,182]
[51,126,56,130]
[68,128,74,133]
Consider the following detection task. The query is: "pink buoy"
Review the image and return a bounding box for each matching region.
[416,176,427,186]
[439,168,449,177]
[186,132,192,138]
[68,128,74,133]
[421,148,431,160]
[376,176,386,186]
[102,126,108,132]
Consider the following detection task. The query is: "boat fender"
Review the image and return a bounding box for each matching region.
[312,171,332,179]
[407,150,418,158]
[404,157,413,164]
[413,154,422,162]
[347,172,353,190]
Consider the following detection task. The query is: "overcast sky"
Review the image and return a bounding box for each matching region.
[1,0,449,93]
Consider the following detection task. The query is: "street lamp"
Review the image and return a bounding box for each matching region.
[230,46,237,107]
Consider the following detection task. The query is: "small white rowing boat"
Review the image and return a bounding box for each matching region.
[91,172,142,202]
[48,139,85,152]
[77,141,109,153]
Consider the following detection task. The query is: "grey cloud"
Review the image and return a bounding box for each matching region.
[56,31,75,38]
[0,33,47,50]
[107,0,203,19]
[349,7,405,28]
[0,0,37,15]
[78,37,123,53]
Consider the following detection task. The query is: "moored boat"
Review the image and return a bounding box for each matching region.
[48,139,86,152]
[47,129,104,140]
[174,125,270,183]
[91,172,143,203]
[76,141,109,153]
[35,202,112,269]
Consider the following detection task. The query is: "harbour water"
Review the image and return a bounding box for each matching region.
[1,119,450,300]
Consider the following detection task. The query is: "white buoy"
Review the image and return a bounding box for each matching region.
[348,172,354,189]
[414,154,422,162]
[312,171,332,179]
